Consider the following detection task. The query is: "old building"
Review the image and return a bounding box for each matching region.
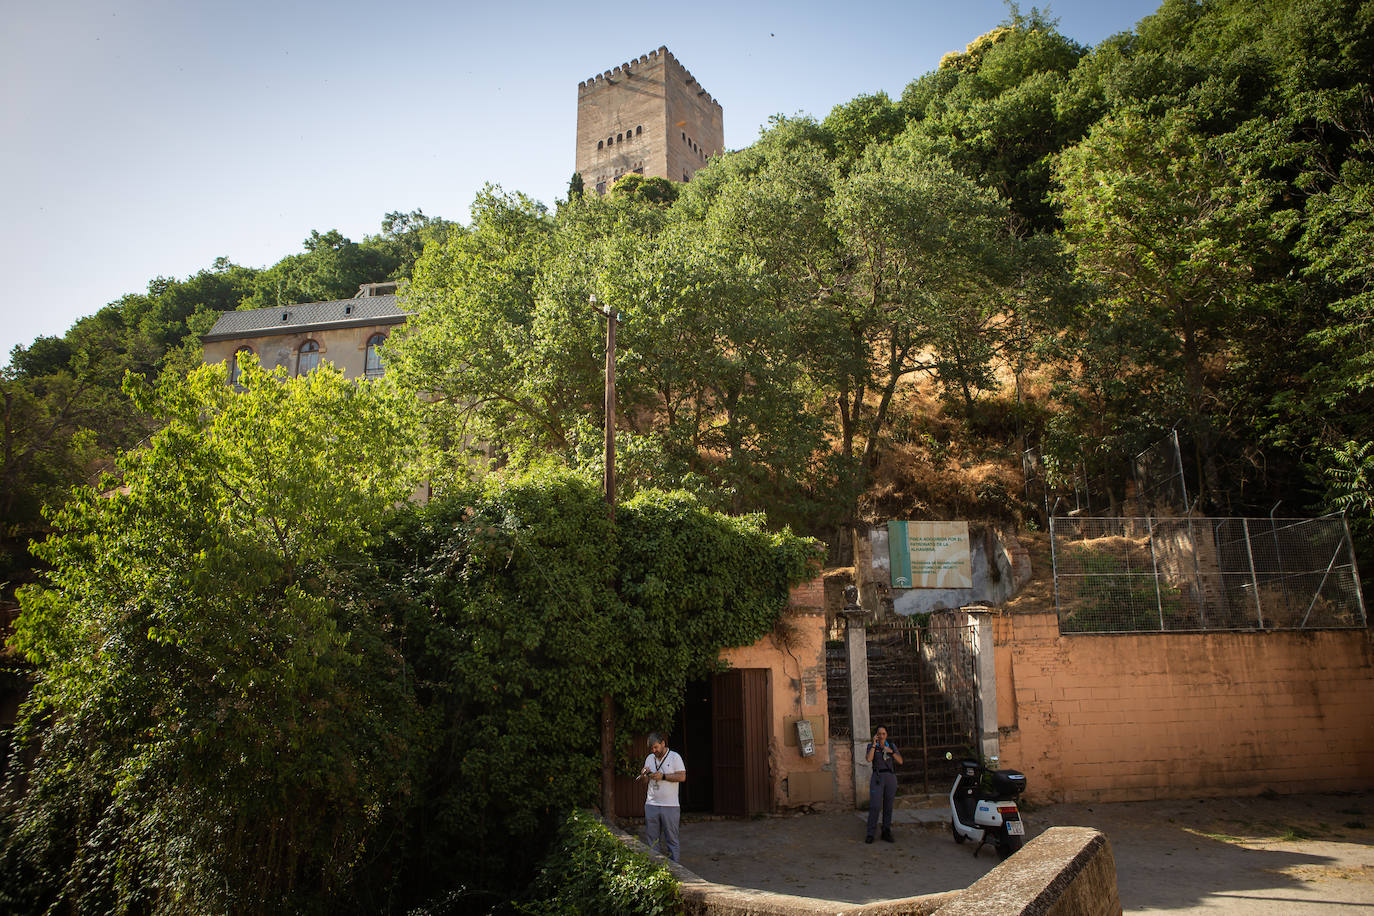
[201,282,406,381]
[575,46,724,194]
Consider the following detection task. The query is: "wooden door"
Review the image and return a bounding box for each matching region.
[712,668,771,815]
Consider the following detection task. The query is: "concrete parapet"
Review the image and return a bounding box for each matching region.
[932,827,1121,916]
[599,817,1119,916]
[677,882,954,916]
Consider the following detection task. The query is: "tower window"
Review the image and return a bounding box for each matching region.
[598,140,603,149]
[617,133,623,142]
[636,125,642,135]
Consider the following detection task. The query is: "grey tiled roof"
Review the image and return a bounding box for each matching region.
[202,295,409,342]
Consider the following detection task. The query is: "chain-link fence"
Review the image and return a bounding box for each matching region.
[1133,430,1190,516]
[1050,515,1368,633]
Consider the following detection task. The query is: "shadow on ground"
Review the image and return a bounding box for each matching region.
[675,792,1374,914]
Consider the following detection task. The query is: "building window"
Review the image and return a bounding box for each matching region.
[365,334,386,378]
[636,125,642,135]
[297,339,320,376]
[230,346,253,386]
[597,140,603,149]
[596,181,606,194]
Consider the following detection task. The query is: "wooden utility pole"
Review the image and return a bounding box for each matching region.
[592,294,620,819]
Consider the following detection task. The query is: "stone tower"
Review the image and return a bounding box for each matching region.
[575,46,724,195]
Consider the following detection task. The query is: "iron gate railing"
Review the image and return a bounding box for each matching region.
[825,616,850,740]
[863,614,978,794]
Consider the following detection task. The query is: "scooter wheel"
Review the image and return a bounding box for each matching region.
[996,833,1024,859]
[951,819,967,844]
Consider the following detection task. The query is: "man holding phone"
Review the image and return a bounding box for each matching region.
[865,726,903,843]
[641,732,686,861]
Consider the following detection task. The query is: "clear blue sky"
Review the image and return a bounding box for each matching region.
[1,0,1162,363]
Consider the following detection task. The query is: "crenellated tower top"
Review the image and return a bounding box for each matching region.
[577,46,723,112]
[574,46,725,193]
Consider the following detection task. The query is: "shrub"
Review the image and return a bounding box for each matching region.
[517,810,679,916]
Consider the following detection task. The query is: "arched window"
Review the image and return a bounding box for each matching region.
[365,333,386,378]
[617,132,623,142]
[229,346,253,385]
[597,140,603,149]
[636,125,642,135]
[297,339,320,376]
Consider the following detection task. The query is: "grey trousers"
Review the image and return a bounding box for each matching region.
[645,803,681,861]
[866,771,897,838]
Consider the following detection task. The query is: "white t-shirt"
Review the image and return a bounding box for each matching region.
[643,750,686,807]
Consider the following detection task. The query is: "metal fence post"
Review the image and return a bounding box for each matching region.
[1242,518,1265,628]
[1341,512,1369,627]
[1049,516,1063,622]
[1145,516,1166,631]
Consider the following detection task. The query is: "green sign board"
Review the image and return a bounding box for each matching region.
[887,520,972,589]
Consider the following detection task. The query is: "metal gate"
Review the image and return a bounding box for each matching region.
[864,615,979,794]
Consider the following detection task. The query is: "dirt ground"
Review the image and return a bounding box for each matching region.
[671,791,1374,914]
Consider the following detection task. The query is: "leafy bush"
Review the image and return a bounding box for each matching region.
[515,810,679,916]
[1,375,815,914]
[381,471,817,903]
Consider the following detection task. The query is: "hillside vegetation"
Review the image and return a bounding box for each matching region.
[393,0,1374,560]
[0,1,1372,912]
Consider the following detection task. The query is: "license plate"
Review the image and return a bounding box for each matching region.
[1006,821,1025,836]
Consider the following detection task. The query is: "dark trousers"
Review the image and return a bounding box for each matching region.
[866,771,897,838]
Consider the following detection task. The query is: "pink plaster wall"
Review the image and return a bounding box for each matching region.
[995,611,1374,802]
[717,578,843,809]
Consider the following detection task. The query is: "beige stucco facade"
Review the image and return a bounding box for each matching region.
[201,289,406,381]
[575,46,724,194]
[203,322,399,380]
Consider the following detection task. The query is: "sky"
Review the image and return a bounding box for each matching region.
[0,0,1164,364]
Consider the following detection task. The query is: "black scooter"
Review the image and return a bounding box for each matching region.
[947,753,1028,859]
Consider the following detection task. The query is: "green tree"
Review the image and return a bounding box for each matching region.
[1053,107,1283,508]
[2,358,423,915]
[682,123,1030,518]
[901,11,1088,232]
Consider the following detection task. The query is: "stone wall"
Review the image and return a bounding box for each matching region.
[994,611,1374,802]
[931,828,1122,916]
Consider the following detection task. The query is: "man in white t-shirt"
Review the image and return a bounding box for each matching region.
[640,731,686,862]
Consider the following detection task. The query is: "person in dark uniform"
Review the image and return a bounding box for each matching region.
[865,726,903,843]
